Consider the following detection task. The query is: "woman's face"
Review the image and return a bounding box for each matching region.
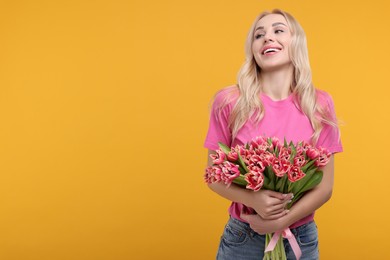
[252,14,293,72]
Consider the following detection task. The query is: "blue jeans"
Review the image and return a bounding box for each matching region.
[216,216,319,260]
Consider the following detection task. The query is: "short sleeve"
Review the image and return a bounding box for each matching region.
[316,91,343,154]
[203,89,235,151]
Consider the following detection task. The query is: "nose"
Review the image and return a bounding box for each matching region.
[263,32,274,43]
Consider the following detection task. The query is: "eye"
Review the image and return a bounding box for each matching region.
[275,29,284,34]
[255,34,264,39]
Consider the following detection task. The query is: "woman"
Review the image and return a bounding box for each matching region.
[204,9,343,259]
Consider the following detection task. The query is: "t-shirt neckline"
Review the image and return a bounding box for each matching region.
[260,92,294,107]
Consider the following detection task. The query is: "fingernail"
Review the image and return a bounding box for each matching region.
[290,194,294,199]
[283,194,288,197]
[288,200,292,203]
[285,210,290,214]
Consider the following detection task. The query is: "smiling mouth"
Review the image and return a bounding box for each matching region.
[262,48,281,55]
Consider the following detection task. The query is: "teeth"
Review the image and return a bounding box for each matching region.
[264,48,280,54]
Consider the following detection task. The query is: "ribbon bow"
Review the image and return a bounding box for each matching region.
[264,228,302,260]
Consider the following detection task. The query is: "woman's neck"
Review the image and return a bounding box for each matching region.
[259,66,294,100]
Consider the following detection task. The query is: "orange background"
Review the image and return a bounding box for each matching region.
[0,0,389,259]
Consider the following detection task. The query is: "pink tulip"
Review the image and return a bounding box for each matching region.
[315,147,331,167]
[210,149,226,164]
[254,145,268,155]
[272,158,291,177]
[233,145,247,162]
[204,166,222,183]
[295,145,304,156]
[204,167,214,183]
[221,161,241,187]
[243,149,255,165]
[279,147,292,161]
[245,168,264,191]
[246,147,256,157]
[251,136,267,149]
[293,155,306,167]
[271,137,281,149]
[261,151,275,167]
[288,166,306,182]
[272,158,283,177]
[280,158,292,174]
[306,148,320,160]
[227,150,238,161]
[248,155,266,172]
[301,141,312,152]
[237,145,247,156]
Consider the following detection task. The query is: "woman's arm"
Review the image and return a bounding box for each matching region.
[207,149,293,220]
[241,155,335,234]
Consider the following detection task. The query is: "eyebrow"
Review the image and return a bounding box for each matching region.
[255,22,287,32]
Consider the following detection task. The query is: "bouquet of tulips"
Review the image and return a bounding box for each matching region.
[204,136,331,260]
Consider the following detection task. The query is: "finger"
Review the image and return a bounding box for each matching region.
[267,196,290,207]
[264,190,286,200]
[271,198,292,211]
[262,206,284,218]
[265,191,294,203]
[263,210,289,220]
[269,206,285,215]
[286,193,294,201]
[284,198,293,207]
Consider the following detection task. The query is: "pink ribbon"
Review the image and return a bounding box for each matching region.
[264,228,302,260]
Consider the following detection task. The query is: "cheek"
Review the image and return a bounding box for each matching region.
[252,39,265,52]
[283,38,293,52]
[251,43,259,55]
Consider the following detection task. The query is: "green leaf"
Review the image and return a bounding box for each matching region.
[238,165,246,175]
[288,172,323,207]
[263,166,272,179]
[232,175,247,187]
[262,169,272,190]
[301,160,316,172]
[284,137,288,147]
[307,161,319,171]
[276,174,287,192]
[291,171,323,195]
[275,174,283,191]
[300,171,323,193]
[218,142,231,154]
[262,177,270,189]
[290,168,318,194]
[268,167,276,190]
[291,143,297,153]
[290,146,297,164]
[237,153,249,172]
[267,137,272,146]
[275,146,280,157]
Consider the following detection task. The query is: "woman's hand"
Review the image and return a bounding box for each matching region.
[246,190,293,220]
[240,212,287,235]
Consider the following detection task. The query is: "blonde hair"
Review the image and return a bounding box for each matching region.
[215,9,338,145]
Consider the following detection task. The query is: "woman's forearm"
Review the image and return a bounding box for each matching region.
[207,182,253,206]
[282,184,332,228]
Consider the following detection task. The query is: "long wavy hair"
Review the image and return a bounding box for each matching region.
[215,9,339,145]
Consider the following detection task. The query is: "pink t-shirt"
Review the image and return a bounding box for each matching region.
[204,86,343,228]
